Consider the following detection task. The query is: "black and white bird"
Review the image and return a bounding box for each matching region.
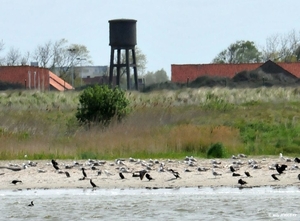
[11,180,22,185]
[238,179,247,186]
[244,171,251,177]
[212,169,222,178]
[28,201,34,207]
[90,179,97,188]
[298,174,300,181]
[271,174,280,181]
[119,172,125,179]
[81,168,87,178]
[232,173,241,177]
[145,173,153,181]
[169,169,180,179]
[230,166,236,173]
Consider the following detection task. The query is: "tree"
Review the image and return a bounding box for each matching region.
[144,69,169,86]
[6,47,21,65]
[261,30,300,62]
[76,85,130,127]
[212,40,262,64]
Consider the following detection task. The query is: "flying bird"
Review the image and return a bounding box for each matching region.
[51,159,59,170]
[145,173,153,181]
[244,171,251,177]
[238,179,247,186]
[90,179,97,188]
[271,174,280,181]
[11,180,22,185]
[169,169,180,179]
[119,172,125,179]
[139,170,147,180]
[28,201,34,207]
[82,168,87,177]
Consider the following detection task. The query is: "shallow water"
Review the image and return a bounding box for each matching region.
[1,186,299,221]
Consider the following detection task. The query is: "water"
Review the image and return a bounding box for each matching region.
[0,186,299,221]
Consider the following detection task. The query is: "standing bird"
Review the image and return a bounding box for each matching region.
[232,173,241,177]
[169,169,180,179]
[230,166,236,173]
[294,157,300,163]
[212,169,222,178]
[90,179,97,188]
[238,179,247,186]
[28,201,34,207]
[65,171,70,177]
[145,173,153,181]
[275,164,287,174]
[11,180,22,185]
[81,168,87,178]
[244,171,251,177]
[297,174,300,181]
[271,174,280,181]
[119,172,125,179]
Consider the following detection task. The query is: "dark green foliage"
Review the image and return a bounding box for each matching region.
[207,142,226,158]
[76,85,130,127]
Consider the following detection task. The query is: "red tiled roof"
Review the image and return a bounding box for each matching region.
[171,61,300,83]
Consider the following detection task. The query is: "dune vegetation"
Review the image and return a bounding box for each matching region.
[1,87,300,160]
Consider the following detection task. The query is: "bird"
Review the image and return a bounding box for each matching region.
[28,201,34,207]
[271,174,280,181]
[294,157,300,163]
[81,168,87,177]
[229,166,236,173]
[169,169,180,179]
[212,169,222,178]
[139,170,147,180]
[65,171,70,177]
[275,164,287,174]
[298,174,300,181]
[232,173,241,176]
[145,173,153,181]
[11,180,22,185]
[238,179,247,186]
[90,179,97,188]
[244,171,251,177]
[119,172,125,179]
[51,159,58,166]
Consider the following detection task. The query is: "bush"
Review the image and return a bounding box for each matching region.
[76,85,130,127]
[207,142,226,158]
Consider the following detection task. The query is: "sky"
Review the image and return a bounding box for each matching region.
[1,0,300,78]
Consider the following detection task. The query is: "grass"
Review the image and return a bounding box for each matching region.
[0,87,300,160]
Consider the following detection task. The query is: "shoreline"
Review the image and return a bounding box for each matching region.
[1,156,300,190]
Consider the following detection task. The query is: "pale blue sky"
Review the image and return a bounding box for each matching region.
[1,0,300,77]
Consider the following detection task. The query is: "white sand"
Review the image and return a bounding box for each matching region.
[1,156,300,190]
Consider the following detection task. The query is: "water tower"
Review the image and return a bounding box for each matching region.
[108,19,138,90]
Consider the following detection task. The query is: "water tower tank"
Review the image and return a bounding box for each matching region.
[109,19,137,47]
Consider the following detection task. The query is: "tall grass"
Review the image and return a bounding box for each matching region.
[1,87,300,160]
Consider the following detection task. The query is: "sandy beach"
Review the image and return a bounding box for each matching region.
[1,156,300,190]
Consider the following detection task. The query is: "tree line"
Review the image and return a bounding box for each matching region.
[212,29,300,64]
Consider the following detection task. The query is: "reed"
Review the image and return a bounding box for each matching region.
[1,87,300,160]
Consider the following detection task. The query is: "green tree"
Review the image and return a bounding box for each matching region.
[76,85,130,127]
[144,69,169,86]
[212,40,262,64]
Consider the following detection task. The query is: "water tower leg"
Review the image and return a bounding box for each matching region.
[125,48,130,90]
[116,48,121,86]
[109,47,115,86]
[132,48,138,90]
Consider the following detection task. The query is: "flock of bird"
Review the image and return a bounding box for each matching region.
[2,153,300,207]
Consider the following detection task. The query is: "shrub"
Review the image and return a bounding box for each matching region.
[207,142,226,158]
[76,85,130,127]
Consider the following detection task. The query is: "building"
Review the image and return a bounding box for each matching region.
[171,60,300,83]
[0,66,73,91]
